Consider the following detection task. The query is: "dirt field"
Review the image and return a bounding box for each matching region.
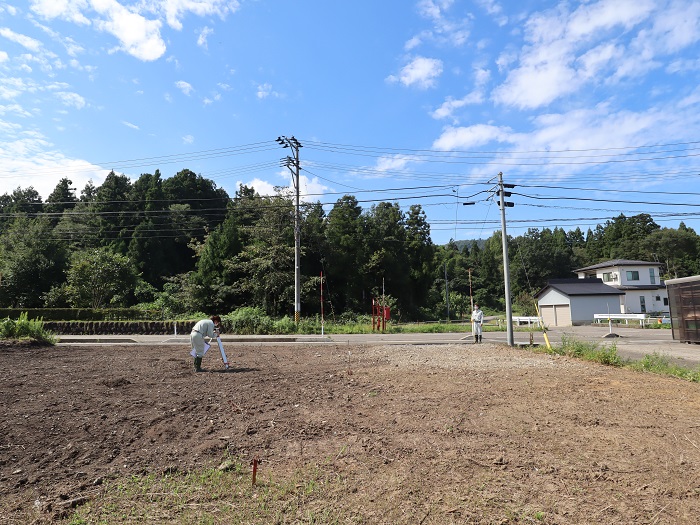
[1,340,700,524]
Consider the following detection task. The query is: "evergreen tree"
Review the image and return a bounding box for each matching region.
[325,195,367,314]
[0,217,68,307]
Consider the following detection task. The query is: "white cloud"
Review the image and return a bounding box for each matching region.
[256,83,280,99]
[432,67,490,120]
[157,0,241,31]
[182,134,194,144]
[33,21,85,57]
[55,91,86,109]
[413,0,471,47]
[432,124,513,150]
[236,177,276,197]
[197,26,213,49]
[375,155,413,172]
[0,27,43,52]
[29,0,91,25]
[92,1,166,61]
[491,0,664,109]
[175,80,194,95]
[236,174,329,203]
[122,120,139,129]
[387,56,443,89]
[0,129,109,199]
[432,92,483,120]
[0,104,32,117]
[0,51,7,62]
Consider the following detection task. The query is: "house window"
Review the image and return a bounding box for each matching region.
[649,268,656,285]
[626,270,640,281]
[664,298,669,306]
[640,296,646,313]
[602,272,615,282]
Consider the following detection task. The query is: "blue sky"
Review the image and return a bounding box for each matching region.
[2,0,700,246]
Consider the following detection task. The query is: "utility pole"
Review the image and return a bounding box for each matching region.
[445,262,450,322]
[468,268,473,313]
[277,135,302,324]
[497,172,515,346]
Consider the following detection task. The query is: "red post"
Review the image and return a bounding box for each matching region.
[252,456,259,485]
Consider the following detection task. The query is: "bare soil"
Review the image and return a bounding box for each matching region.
[1,341,699,524]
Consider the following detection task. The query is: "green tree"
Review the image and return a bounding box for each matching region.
[0,217,68,307]
[45,178,78,224]
[325,195,367,314]
[405,204,436,318]
[643,225,700,279]
[0,187,42,229]
[364,202,411,313]
[225,192,295,316]
[63,248,139,308]
[91,171,135,254]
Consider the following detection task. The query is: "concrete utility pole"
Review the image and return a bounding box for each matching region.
[497,172,515,346]
[277,136,302,323]
[444,262,450,321]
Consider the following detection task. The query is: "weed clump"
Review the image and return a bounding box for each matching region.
[0,312,56,344]
[550,334,621,367]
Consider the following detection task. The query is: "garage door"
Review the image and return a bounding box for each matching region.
[540,304,572,327]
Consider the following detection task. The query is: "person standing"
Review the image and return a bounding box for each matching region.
[471,304,483,343]
[190,315,221,372]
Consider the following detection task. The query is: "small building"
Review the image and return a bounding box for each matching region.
[573,259,668,314]
[535,278,625,327]
[665,275,700,343]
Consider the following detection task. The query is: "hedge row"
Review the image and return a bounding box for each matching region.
[44,320,196,336]
[0,308,161,321]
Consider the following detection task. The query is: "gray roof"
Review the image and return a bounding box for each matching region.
[535,278,625,298]
[573,259,662,272]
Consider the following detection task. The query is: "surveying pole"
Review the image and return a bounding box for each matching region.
[277,136,302,323]
[497,172,515,346]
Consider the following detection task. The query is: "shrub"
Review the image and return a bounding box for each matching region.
[0,312,57,344]
[223,307,273,335]
[273,316,296,335]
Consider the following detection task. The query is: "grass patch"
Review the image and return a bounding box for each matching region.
[62,459,357,524]
[628,352,700,382]
[542,336,700,383]
[548,334,622,367]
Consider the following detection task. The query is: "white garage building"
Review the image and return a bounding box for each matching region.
[535,278,625,327]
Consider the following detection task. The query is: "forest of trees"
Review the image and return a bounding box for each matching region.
[1,169,699,320]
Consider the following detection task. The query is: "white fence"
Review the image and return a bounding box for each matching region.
[593,313,670,327]
[512,316,542,327]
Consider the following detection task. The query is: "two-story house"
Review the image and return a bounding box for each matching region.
[573,259,668,314]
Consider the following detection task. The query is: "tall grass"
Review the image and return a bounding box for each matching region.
[628,352,700,382]
[549,334,621,366]
[0,312,57,344]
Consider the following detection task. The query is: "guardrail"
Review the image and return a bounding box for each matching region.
[593,314,670,327]
[512,316,542,327]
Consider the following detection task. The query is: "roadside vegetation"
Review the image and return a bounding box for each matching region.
[0,312,56,344]
[539,334,700,383]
